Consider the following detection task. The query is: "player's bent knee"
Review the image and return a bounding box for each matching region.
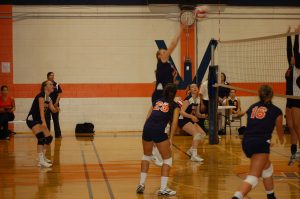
[193,133,204,141]
[44,135,53,145]
[163,157,172,167]
[244,175,258,188]
[142,155,151,162]
[262,164,273,178]
[36,132,45,145]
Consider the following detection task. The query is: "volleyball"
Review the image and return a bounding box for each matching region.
[195,5,208,19]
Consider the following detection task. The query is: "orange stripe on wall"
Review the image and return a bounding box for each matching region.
[12,83,187,98]
[11,82,285,98]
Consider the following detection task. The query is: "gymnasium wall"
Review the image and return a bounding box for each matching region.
[1,5,300,132]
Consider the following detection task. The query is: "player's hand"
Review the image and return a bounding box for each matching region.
[56,107,60,112]
[191,116,199,123]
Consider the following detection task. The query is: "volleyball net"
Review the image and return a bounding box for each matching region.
[216,31,300,100]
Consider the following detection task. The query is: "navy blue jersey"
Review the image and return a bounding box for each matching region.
[144,98,178,131]
[228,97,239,111]
[27,92,51,121]
[244,101,282,139]
[49,81,62,103]
[155,60,174,90]
[218,82,230,98]
[180,95,200,119]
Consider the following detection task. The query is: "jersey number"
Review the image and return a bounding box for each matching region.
[153,101,169,113]
[250,106,267,119]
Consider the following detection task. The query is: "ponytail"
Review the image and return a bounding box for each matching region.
[258,85,273,104]
[163,83,177,104]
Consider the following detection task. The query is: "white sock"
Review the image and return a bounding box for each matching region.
[266,190,274,194]
[233,191,243,199]
[191,148,197,157]
[139,172,147,185]
[38,153,44,162]
[160,176,168,190]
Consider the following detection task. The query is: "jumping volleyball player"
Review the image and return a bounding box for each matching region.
[151,24,184,166]
[232,85,284,199]
[286,26,300,165]
[26,80,60,168]
[178,83,206,162]
[137,84,179,196]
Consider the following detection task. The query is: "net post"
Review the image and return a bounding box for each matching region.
[208,39,219,145]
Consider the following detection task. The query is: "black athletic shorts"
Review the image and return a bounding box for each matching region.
[178,118,193,128]
[26,119,42,129]
[286,99,300,108]
[142,127,168,143]
[151,90,163,104]
[242,137,270,158]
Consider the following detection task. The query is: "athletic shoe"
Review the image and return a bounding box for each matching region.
[151,156,163,167]
[232,197,239,199]
[157,187,176,196]
[36,155,52,164]
[191,155,204,162]
[186,148,192,156]
[296,151,300,158]
[288,154,297,166]
[5,136,10,140]
[44,156,52,164]
[38,160,52,168]
[136,184,145,194]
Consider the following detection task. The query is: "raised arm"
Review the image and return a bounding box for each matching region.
[275,115,284,144]
[162,25,184,61]
[287,26,293,65]
[294,27,300,69]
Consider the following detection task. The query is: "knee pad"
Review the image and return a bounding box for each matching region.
[142,155,151,162]
[193,133,204,141]
[163,158,172,167]
[262,164,273,179]
[36,132,45,145]
[44,135,53,145]
[244,175,258,188]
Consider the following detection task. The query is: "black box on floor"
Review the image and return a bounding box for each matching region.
[75,123,95,137]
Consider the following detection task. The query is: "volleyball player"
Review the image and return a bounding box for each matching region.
[46,72,62,138]
[178,83,206,162]
[152,25,183,103]
[137,84,179,196]
[232,85,284,199]
[286,26,300,165]
[151,25,183,166]
[26,80,60,168]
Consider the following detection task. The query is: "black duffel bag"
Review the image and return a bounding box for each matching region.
[75,123,95,135]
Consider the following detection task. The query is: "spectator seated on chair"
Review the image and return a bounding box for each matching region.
[0,85,16,140]
[225,89,245,118]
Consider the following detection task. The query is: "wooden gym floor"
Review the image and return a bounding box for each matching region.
[0,132,299,199]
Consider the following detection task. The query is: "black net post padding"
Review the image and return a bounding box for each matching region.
[208,65,219,144]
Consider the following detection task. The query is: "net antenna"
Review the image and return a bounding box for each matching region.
[216,31,300,100]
